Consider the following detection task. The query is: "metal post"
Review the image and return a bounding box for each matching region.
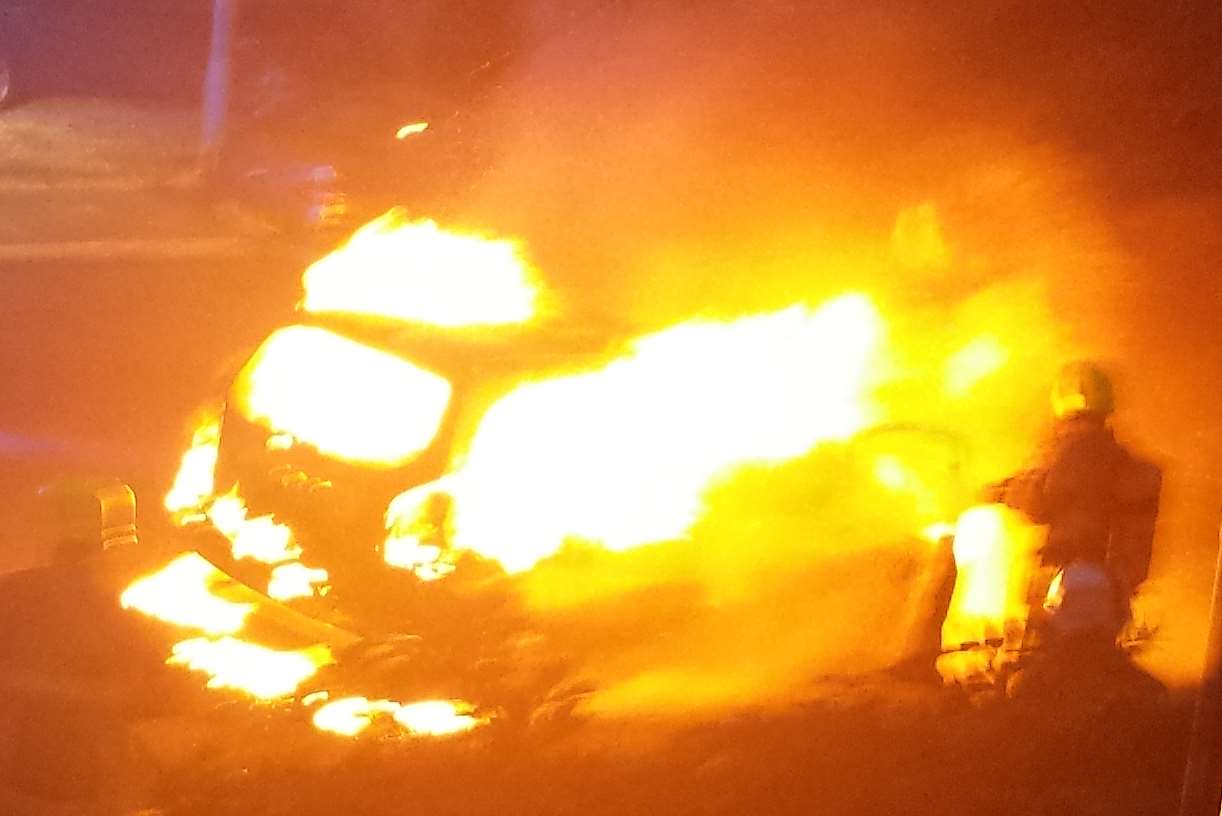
[199,0,236,174]
[1179,515,1222,816]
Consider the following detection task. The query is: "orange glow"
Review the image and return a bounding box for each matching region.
[312,696,485,738]
[395,121,429,139]
[945,335,1009,395]
[300,209,540,328]
[163,412,221,519]
[233,325,453,468]
[890,202,950,269]
[168,637,333,700]
[920,521,956,543]
[120,553,253,635]
[385,294,884,574]
[872,454,910,491]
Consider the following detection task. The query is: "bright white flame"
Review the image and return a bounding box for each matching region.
[120,553,253,635]
[209,492,301,564]
[168,637,333,700]
[164,414,221,518]
[312,696,399,737]
[395,121,429,139]
[300,210,540,328]
[267,562,330,601]
[941,504,1041,648]
[392,700,483,736]
[233,325,453,468]
[383,536,454,581]
[312,696,485,738]
[386,294,884,574]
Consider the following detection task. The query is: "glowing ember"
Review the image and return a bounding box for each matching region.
[168,637,333,700]
[312,696,485,738]
[395,121,429,139]
[120,553,253,635]
[301,210,540,328]
[163,413,221,519]
[233,325,453,468]
[386,294,884,574]
[208,491,301,564]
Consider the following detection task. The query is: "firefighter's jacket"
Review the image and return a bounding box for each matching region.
[1000,416,1161,596]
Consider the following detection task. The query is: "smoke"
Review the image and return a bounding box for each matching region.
[391,3,1173,718]
[351,1,1213,717]
[252,1,1217,716]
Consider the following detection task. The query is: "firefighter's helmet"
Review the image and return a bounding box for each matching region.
[1051,361,1114,419]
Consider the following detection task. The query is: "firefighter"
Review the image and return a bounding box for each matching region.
[989,361,1162,650]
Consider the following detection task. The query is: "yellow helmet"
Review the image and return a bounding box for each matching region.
[1051,361,1114,419]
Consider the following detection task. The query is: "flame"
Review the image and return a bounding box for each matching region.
[383,536,454,581]
[208,491,302,565]
[386,294,883,574]
[233,325,453,468]
[393,700,484,736]
[312,696,485,738]
[940,504,1041,648]
[120,553,253,635]
[300,210,540,328]
[395,121,429,139]
[121,553,333,699]
[164,412,221,519]
[168,637,333,700]
[268,562,331,601]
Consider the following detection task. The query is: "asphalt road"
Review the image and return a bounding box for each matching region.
[0,97,334,570]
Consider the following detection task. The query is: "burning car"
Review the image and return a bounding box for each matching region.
[116,204,995,741]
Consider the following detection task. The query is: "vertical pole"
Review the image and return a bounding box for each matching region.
[1179,515,1222,816]
[199,0,236,174]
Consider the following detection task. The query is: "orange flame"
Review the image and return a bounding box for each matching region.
[940,503,1042,649]
[138,199,1071,721]
[301,210,540,328]
[386,294,884,575]
[163,412,221,520]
